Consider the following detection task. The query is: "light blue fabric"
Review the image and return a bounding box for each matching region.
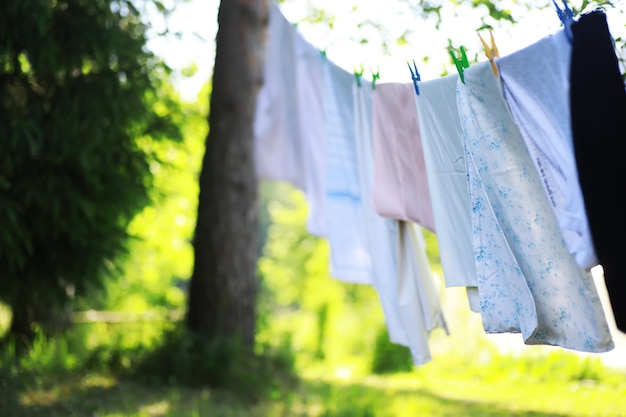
[322,59,372,285]
[294,30,327,238]
[497,29,597,270]
[414,75,481,313]
[353,83,408,345]
[457,62,613,353]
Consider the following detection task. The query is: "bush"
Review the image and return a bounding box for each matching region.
[132,325,298,401]
[370,327,413,374]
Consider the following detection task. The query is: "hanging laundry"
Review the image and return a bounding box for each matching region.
[254,3,328,237]
[352,81,408,345]
[570,10,626,333]
[371,83,436,233]
[321,59,372,285]
[397,221,449,365]
[253,3,304,190]
[498,28,597,271]
[458,61,614,353]
[413,74,480,313]
[358,81,450,362]
[294,30,327,237]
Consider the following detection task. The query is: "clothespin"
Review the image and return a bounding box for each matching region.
[371,67,380,90]
[552,0,575,42]
[407,60,421,95]
[478,28,499,77]
[449,45,470,84]
[354,66,364,88]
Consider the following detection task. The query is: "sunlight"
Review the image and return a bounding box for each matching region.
[139,400,171,415]
[333,366,353,380]
[0,302,11,336]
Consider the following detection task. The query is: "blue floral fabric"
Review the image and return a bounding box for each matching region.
[457,62,613,353]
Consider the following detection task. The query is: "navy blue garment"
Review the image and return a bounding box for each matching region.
[570,10,626,333]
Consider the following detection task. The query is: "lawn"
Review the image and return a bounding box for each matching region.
[2,346,625,417]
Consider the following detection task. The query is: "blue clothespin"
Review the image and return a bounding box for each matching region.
[354,66,364,88]
[371,67,380,90]
[449,45,469,84]
[552,0,575,42]
[407,60,421,95]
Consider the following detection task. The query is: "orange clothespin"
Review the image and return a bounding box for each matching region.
[478,28,499,77]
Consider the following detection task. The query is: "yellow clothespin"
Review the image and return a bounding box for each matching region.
[478,28,499,77]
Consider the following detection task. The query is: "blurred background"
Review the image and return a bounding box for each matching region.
[1,0,625,416]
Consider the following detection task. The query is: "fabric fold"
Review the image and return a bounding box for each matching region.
[397,221,449,365]
[497,28,597,271]
[414,74,480,313]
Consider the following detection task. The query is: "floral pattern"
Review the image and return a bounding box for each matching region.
[457,62,613,353]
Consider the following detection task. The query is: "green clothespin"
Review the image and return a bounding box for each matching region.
[354,66,365,88]
[449,45,470,84]
[371,67,380,90]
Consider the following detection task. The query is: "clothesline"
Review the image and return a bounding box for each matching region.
[276,1,626,87]
[253,2,625,366]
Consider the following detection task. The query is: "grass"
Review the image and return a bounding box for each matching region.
[2,295,625,417]
[1,365,625,416]
[2,340,626,417]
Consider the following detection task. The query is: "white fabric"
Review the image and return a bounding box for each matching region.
[397,221,449,365]
[498,29,597,270]
[353,83,407,345]
[322,59,372,284]
[253,3,303,189]
[458,61,613,353]
[414,74,480,313]
[355,82,449,359]
[294,30,327,237]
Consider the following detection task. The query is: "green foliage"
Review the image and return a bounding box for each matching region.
[88,83,208,313]
[0,0,181,337]
[132,325,297,402]
[0,319,171,379]
[256,183,387,372]
[471,0,515,23]
[370,327,414,374]
[484,348,618,384]
[577,0,617,14]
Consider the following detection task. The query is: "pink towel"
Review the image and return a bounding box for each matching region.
[372,83,435,233]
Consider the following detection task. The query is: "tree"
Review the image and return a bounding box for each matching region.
[185,0,269,347]
[0,0,178,343]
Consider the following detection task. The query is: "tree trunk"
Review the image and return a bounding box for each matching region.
[186,0,268,348]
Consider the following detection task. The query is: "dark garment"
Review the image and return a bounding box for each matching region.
[570,10,626,332]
